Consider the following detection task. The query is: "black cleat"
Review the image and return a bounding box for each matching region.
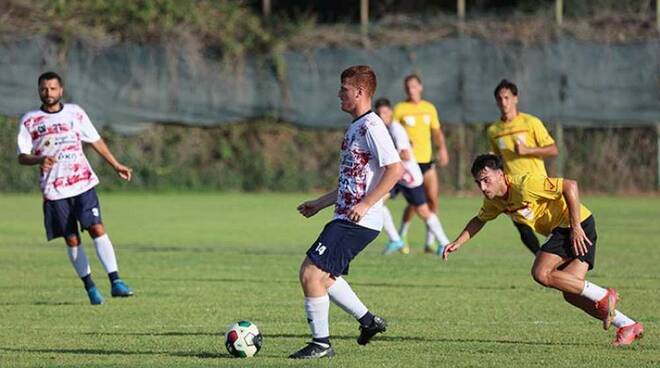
[357,315,388,345]
[289,342,335,359]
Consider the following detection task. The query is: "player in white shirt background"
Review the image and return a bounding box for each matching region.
[289,65,403,359]
[17,72,134,305]
[374,98,451,256]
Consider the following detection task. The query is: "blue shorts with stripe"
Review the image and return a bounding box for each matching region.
[43,188,103,240]
[306,219,379,277]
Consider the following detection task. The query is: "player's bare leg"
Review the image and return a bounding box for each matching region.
[558,259,602,318]
[557,258,643,345]
[423,166,439,214]
[532,252,639,336]
[88,223,133,297]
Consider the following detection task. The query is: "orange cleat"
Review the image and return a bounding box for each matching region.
[595,288,619,330]
[613,322,644,346]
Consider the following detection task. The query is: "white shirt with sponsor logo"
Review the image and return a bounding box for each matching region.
[334,111,400,231]
[17,104,101,201]
[388,121,424,188]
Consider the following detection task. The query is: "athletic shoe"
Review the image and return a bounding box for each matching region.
[423,244,438,254]
[357,315,387,345]
[435,244,446,257]
[383,240,405,255]
[111,280,134,297]
[289,342,335,359]
[595,288,619,330]
[612,322,644,346]
[87,287,104,305]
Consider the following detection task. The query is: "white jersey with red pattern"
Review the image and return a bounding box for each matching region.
[17,103,101,201]
[333,111,400,231]
[388,121,424,188]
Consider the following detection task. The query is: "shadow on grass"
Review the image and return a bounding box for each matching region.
[128,245,299,256]
[143,276,533,291]
[79,332,600,347]
[0,301,79,306]
[0,347,284,359]
[267,333,601,347]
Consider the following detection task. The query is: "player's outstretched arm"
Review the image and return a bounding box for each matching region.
[297,189,338,218]
[347,162,403,222]
[89,139,132,181]
[442,216,485,261]
[562,178,592,256]
[17,154,57,169]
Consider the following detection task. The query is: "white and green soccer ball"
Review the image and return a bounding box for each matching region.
[224,320,263,358]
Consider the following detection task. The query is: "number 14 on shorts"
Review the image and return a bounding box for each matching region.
[315,242,327,256]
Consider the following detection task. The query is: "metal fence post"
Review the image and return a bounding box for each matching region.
[456,0,467,191]
[361,0,370,47]
[556,0,563,26]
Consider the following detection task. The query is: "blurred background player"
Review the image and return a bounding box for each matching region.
[290,66,402,359]
[442,154,644,346]
[393,74,449,253]
[487,79,558,254]
[16,72,134,305]
[375,98,451,255]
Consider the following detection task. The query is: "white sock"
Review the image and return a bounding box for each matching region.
[612,310,636,328]
[426,214,450,246]
[399,222,410,238]
[304,295,330,339]
[580,281,608,302]
[425,227,435,246]
[93,234,118,274]
[382,206,401,242]
[327,277,369,320]
[67,245,91,277]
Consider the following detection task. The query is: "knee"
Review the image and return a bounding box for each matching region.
[299,261,319,287]
[416,205,430,219]
[88,224,105,238]
[65,236,80,247]
[531,266,552,287]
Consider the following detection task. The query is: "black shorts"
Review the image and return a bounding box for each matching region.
[394,184,427,206]
[418,162,435,174]
[540,216,597,270]
[306,219,379,277]
[43,188,103,241]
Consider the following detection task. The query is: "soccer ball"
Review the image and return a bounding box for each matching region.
[224,320,262,358]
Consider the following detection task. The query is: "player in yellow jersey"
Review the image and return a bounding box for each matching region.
[487,79,558,255]
[393,74,450,253]
[442,154,644,346]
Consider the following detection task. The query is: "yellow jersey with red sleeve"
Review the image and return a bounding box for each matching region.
[392,100,441,164]
[487,112,555,176]
[476,174,592,237]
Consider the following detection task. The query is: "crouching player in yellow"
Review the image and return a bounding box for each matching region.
[442,154,644,346]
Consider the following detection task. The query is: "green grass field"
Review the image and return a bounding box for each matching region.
[1,193,658,367]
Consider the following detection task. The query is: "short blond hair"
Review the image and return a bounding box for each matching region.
[341,65,377,97]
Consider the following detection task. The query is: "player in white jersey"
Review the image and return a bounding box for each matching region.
[374,98,451,256]
[16,72,134,305]
[289,66,403,359]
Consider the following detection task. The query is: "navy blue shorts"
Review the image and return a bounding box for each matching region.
[396,184,427,206]
[43,188,103,240]
[306,219,380,277]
